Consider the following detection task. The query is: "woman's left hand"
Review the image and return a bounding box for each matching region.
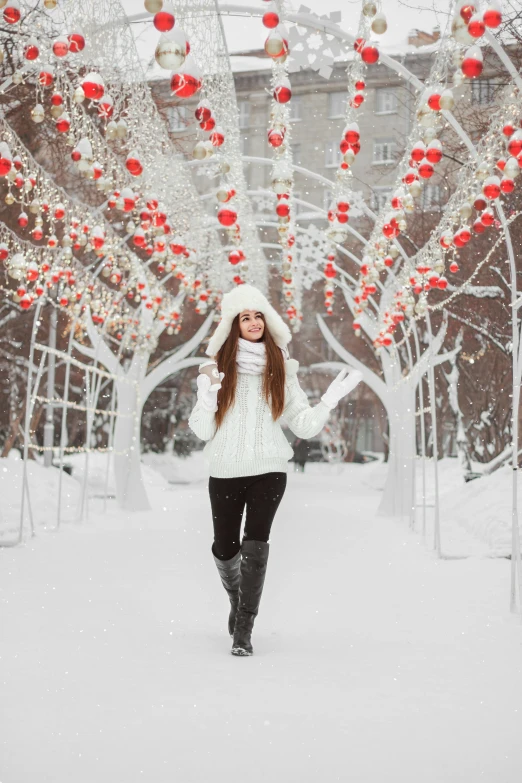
[321,368,363,409]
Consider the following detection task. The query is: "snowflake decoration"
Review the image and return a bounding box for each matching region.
[287,6,344,80]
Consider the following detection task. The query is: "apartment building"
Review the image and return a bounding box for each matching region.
[152,44,503,226]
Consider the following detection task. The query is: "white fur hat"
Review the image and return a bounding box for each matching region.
[206,284,292,357]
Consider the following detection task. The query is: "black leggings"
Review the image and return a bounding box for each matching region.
[209,472,287,561]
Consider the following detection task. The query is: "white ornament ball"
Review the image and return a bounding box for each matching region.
[155,30,186,70]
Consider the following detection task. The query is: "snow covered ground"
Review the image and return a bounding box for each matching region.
[1,454,522,781]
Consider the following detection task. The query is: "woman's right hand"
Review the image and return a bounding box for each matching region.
[197,368,225,413]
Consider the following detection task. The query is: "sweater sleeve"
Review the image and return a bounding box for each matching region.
[188,401,216,442]
[282,360,331,439]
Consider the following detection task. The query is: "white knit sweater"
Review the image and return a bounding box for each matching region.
[188,359,331,478]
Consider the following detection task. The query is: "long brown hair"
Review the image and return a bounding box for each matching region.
[214,313,286,429]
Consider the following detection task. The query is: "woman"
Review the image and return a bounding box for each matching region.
[189,284,362,657]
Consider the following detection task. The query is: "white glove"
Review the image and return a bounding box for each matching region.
[321,368,363,409]
[197,368,224,413]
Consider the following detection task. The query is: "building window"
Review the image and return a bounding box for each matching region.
[290,96,302,121]
[325,139,342,168]
[375,89,398,114]
[373,138,396,165]
[167,105,188,132]
[238,100,250,128]
[471,79,497,105]
[291,143,301,166]
[422,184,442,210]
[328,91,345,118]
[371,187,392,211]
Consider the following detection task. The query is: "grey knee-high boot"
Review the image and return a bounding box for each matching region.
[212,547,241,636]
[231,539,270,657]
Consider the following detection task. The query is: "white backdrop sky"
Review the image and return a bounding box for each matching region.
[124,0,449,76]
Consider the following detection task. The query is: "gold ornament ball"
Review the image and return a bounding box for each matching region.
[50,104,63,119]
[439,89,455,111]
[192,141,207,160]
[44,0,58,9]
[145,0,163,12]
[31,104,45,123]
[12,71,24,85]
[73,86,85,103]
[5,193,14,205]
[363,1,377,17]
[371,13,387,34]
[265,33,286,58]
[451,15,474,46]
[106,121,118,140]
[409,181,422,198]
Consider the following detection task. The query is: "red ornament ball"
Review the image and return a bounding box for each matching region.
[195,105,211,122]
[268,129,285,148]
[467,14,485,38]
[361,45,379,64]
[217,207,237,227]
[53,37,69,57]
[427,93,441,111]
[154,10,175,32]
[418,158,434,179]
[273,84,291,103]
[461,51,483,78]
[24,42,39,60]
[4,2,21,24]
[262,11,279,28]
[68,31,86,52]
[482,176,501,199]
[460,4,476,23]
[126,153,143,177]
[500,176,515,193]
[483,6,502,27]
[171,72,201,99]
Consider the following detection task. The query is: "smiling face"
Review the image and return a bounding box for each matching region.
[239,309,265,341]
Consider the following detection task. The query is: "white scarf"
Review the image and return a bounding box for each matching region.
[236,338,289,374]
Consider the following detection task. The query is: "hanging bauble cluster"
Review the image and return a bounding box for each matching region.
[325,2,385,318]
[145,1,202,99]
[260,0,301,327]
